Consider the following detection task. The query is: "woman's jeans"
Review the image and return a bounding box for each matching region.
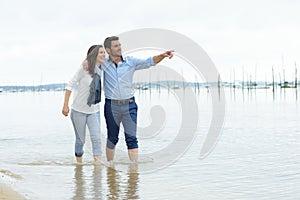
[70,110,101,157]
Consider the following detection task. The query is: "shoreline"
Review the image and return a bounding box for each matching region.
[0,183,26,200]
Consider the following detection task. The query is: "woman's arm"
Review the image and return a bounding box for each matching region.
[62,66,84,116]
[62,89,72,116]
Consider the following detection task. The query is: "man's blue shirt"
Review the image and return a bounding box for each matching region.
[102,56,155,100]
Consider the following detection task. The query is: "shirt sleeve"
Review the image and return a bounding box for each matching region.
[130,56,155,70]
[65,65,85,91]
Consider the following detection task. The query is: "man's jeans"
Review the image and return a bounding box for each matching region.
[104,98,138,150]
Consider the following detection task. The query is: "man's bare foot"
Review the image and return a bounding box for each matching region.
[128,162,138,173]
[106,148,115,161]
[128,148,138,162]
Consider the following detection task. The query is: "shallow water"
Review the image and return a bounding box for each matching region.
[0,88,299,199]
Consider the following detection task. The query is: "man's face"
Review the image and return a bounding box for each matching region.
[108,40,122,57]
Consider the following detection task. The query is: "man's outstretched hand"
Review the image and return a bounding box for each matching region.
[153,50,174,64]
[161,50,174,59]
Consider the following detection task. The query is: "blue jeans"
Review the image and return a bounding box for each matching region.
[104,98,138,149]
[70,110,101,157]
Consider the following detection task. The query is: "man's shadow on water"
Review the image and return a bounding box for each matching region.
[72,163,139,200]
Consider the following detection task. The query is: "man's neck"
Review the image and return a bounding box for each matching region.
[109,55,123,66]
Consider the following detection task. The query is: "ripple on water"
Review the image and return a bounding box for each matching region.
[0,169,22,180]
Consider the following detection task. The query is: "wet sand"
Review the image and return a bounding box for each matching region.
[0,183,26,200]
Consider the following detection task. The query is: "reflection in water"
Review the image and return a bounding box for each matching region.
[125,163,139,200]
[92,164,103,199]
[72,164,103,200]
[72,163,139,200]
[72,165,85,200]
[106,163,140,200]
[106,166,120,199]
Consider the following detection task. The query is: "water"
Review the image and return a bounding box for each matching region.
[0,88,300,199]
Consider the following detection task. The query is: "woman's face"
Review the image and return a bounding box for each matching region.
[97,47,106,64]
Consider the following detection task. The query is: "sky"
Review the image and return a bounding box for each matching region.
[1,0,300,85]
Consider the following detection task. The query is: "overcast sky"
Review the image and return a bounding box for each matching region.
[1,0,300,85]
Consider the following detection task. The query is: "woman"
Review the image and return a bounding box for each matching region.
[62,45,105,163]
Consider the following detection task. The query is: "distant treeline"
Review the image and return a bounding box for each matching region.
[0,80,299,93]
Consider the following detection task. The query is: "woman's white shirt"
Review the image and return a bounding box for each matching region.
[66,65,102,114]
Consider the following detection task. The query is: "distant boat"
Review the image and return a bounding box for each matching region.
[232,83,242,88]
[142,86,149,90]
[0,88,3,92]
[256,86,270,89]
[171,84,180,89]
[280,81,295,88]
[54,88,64,91]
[202,84,210,88]
[135,84,141,89]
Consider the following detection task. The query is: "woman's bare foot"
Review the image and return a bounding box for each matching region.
[94,156,101,165]
[76,156,83,164]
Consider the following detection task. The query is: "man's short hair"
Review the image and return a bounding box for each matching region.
[104,36,119,49]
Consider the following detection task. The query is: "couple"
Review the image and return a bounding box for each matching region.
[62,36,174,164]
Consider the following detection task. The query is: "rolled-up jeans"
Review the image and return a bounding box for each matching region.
[104,97,138,150]
[70,109,101,157]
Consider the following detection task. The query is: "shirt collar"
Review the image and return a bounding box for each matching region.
[109,56,124,63]
[108,56,124,67]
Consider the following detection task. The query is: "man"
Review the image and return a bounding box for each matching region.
[102,36,173,162]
